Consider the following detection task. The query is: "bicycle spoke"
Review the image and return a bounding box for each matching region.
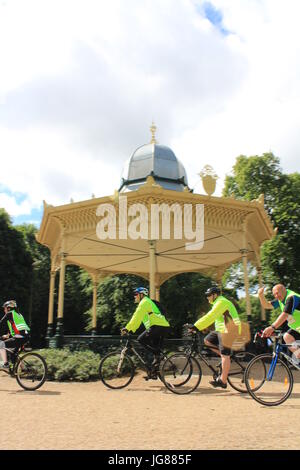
[161,353,202,394]
[227,352,256,393]
[99,351,135,389]
[245,354,293,406]
[16,353,47,391]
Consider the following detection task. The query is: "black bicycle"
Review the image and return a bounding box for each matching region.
[99,334,194,390]
[0,344,47,391]
[160,326,256,395]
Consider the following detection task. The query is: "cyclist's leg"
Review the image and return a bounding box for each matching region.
[137,328,157,366]
[204,331,221,356]
[205,332,231,386]
[0,339,8,364]
[151,326,169,350]
[1,336,20,367]
[218,333,232,383]
[219,353,231,384]
[283,329,300,360]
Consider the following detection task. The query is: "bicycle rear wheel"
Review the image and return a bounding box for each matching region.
[245,353,293,406]
[161,353,202,395]
[227,351,256,393]
[16,352,47,391]
[99,351,135,389]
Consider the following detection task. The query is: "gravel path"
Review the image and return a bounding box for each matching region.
[2,366,300,450]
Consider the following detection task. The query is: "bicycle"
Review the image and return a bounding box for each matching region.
[160,325,256,395]
[244,330,297,406]
[0,314,47,391]
[99,333,195,390]
[0,343,47,391]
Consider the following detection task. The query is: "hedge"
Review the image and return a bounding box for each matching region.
[38,348,101,382]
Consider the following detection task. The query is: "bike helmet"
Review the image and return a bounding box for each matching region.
[134,287,149,296]
[2,300,17,310]
[204,286,221,297]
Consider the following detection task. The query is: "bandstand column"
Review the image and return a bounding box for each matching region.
[92,275,98,335]
[54,252,67,347]
[155,286,160,302]
[148,240,157,299]
[241,249,252,323]
[257,264,266,322]
[46,269,56,342]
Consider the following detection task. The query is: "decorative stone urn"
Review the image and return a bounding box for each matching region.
[199,165,218,196]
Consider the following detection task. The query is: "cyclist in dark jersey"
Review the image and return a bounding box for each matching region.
[259,284,300,364]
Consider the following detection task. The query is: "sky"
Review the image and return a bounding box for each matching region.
[1,0,300,227]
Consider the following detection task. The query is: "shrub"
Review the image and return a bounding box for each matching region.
[39,348,101,382]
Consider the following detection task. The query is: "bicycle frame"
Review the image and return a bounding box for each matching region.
[261,333,300,380]
[119,337,165,374]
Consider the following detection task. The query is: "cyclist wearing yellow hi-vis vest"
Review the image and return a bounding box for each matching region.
[259,284,300,366]
[121,287,170,370]
[190,286,241,389]
[0,300,30,371]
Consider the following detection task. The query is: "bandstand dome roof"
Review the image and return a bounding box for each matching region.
[119,142,189,192]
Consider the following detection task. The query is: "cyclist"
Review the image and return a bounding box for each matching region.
[258,284,300,364]
[190,286,241,389]
[0,300,30,370]
[121,287,170,377]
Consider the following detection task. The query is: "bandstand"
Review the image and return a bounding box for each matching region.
[37,125,275,346]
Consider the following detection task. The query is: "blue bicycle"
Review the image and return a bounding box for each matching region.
[245,331,297,406]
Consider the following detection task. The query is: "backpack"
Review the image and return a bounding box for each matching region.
[151,299,168,318]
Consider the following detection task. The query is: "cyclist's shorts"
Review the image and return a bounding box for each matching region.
[204,331,231,356]
[287,329,300,341]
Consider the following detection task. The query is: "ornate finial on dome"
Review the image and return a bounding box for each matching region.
[150,121,157,144]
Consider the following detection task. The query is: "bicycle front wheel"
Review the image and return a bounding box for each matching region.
[245,353,294,406]
[16,352,47,391]
[99,351,135,389]
[161,353,202,395]
[227,351,257,393]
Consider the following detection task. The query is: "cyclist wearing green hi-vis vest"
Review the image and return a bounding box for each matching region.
[121,287,170,376]
[189,286,241,389]
[259,284,300,366]
[0,300,30,371]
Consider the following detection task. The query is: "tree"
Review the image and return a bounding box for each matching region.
[15,223,51,347]
[0,210,33,335]
[84,274,146,334]
[223,152,300,290]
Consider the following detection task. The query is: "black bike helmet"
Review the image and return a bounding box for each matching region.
[205,286,221,297]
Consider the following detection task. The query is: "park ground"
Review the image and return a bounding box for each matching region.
[1,362,300,451]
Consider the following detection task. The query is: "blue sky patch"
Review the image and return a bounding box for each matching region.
[0,185,42,227]
[13,207,43,228]
[200,2,230,36]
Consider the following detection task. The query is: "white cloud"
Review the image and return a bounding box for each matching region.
[0,0,300,219]
[0,192,32,217]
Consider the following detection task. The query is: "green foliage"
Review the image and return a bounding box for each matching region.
[100,353,133,379]
[15,223,51,346]
[237,296,270,332]
[0,210,33,316]
[84,274,146,334]
[223,152,300,290]
[160,273,212,336]
[83,272,214,337]
[39,347,101,381]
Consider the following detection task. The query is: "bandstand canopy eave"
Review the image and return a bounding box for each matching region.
[36,183,275,280]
